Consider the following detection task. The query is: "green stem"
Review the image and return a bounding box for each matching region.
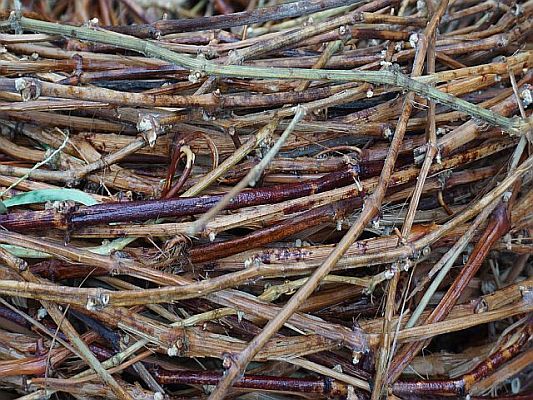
[11,15,526,135]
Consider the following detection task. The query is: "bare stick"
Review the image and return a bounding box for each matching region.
[10,15,527,134]
[372,2,448,396]
[188,106,304,235]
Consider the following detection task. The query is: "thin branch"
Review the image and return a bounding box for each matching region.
[9,15,527,135]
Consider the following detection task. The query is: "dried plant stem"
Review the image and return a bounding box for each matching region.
[193,4,351,95]
[0,130,69,196]
[281,357,370,391]
[183,119,278,196]
[154,368,352,396]
[0,163,359,231]
[0,233,366,350]
[31,349,152,386]
[109,0,364,36]
[0,297,76,354]
[0,2,531,399]
[470,348,533,395]
[189,198,359,263]
[296,39,344,91]
[0,263,282,306]
[45,314,133,400]
[372,2,447,395]
[73,135,150,180]
[205,147,531,399]
[0,138,507,235]
[392,327,531,396]
[208,22,438,400]
[188,106,304,235]
[10,16,527,134]
[388,197,516,384]
[0,250,132,399]
[406,198,499,328]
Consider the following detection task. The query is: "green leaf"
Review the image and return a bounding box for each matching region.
[2,189,99,208]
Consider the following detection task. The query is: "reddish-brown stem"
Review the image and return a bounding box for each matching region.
[387,200,514,383]
[0,331,99,377]
[161,133,186,198]
[392,328,530,396]
[0,165,358,231]
[190,198,361,263]
[30,260,107,281]
[153,369,350,397]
